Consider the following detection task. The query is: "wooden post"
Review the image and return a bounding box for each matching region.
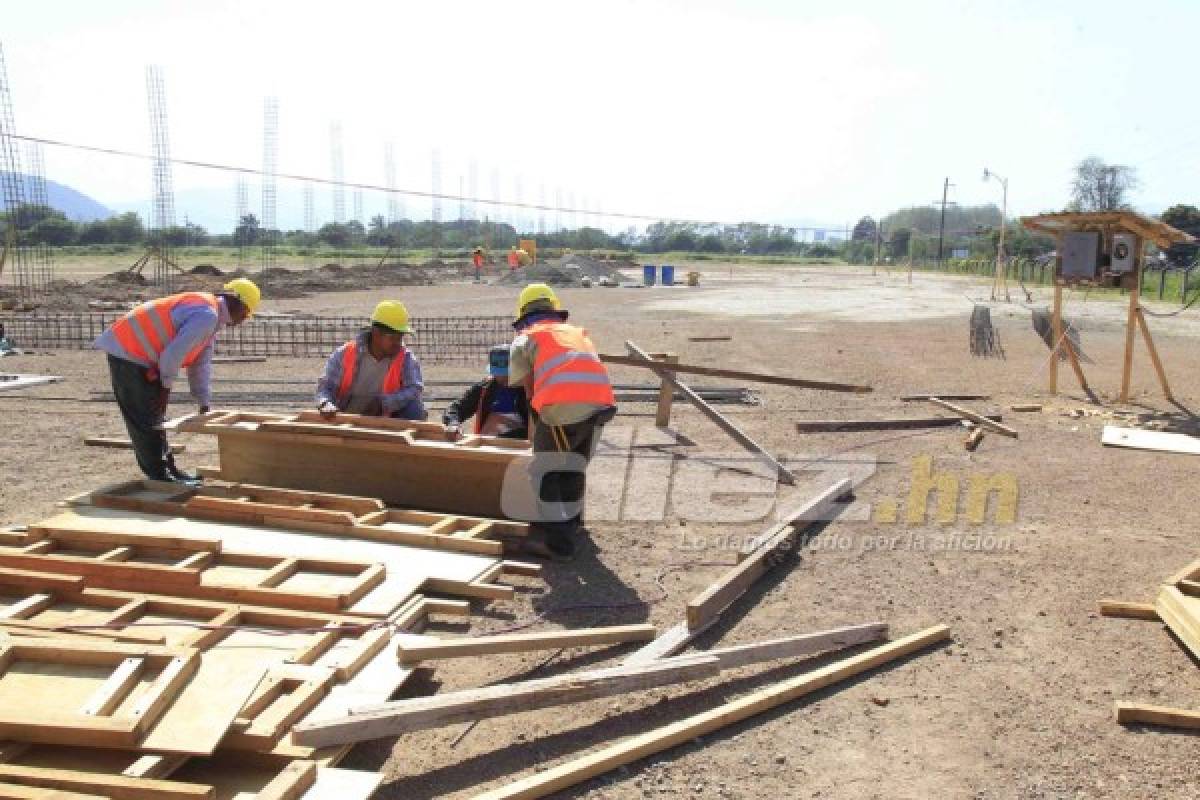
[1118,241,1142,403]
[1049,283,1063,395]
[1136,309,1173,401]
[654,354,678,428]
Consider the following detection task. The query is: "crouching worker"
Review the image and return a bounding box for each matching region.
[95,278,260,484]
[315,300,427,420]
[509,283,616,559]
[443,345,529,439]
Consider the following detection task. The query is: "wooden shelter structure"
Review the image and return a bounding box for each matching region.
[1020,211,1195,403]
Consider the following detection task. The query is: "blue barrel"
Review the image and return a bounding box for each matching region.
[661,265,675,286]
[643,264,657,286]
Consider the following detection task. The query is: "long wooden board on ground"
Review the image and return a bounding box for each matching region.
[795,415,1000,433]
[597,354,871,394]
[396,624,658,664]
[472,625,951,800]
[685,479,852,631]
[926,398,1018,438]
[1101,425,1200,457]
[84,438,185,454]
[1115,702,1200,730]
[624,341,798,485]
[296,623,887,747]
[0,375,62,393]
[174,410,533,518]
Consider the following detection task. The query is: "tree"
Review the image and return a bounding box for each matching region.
[888,227,912,259]
[1161,204,1200,237]
[317,222,351,248]
[234,214,261,247]
[30,216,77,245]
[1069,157,1138,212]
[105,212,145,244]
[852,216,877,242]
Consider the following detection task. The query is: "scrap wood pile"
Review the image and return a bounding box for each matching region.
[1102,556,1200,731]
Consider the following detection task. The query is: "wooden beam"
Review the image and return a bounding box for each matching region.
[900,394,989,402]
[293,654,721,747]
[396,624,658,664]
[1101,426,1200,456]
[796,416,999,433]
[1155,586,1200,661]
[1119,255,1142,403]
[471,625,951,800]
[0,765,213,800]
[686,479,851,631]
[654,354,679,428]
[122,755,189,780]
[598,353,871,394]
[254,760,318,800]
[625,341,797,485]
[80,657,145,716]
[1116,702,1200,730]
[926,398,1017,438]
[1136,309,1174,401]
[1098,600,1158,621]
[84,438,185,454]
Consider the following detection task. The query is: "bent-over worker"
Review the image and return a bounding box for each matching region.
[94,278,261,483]
[509,283,616,559]
[315,300,426,421]
[443,345,529,440]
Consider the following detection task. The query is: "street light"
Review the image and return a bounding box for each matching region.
[982,168,1010,301]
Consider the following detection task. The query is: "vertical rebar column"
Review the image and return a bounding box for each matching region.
[430,148,441,257]
[0,42,35,305]
[330,122,345,224]
[261,97,278,272]
[384,143,399,225]
[538,183,547,236]
[146,65,176,292]
[513,176,523,236]
[24,140,54,294]
[303,181,315,268]
[468,159,479,225]
[235,177,249,266]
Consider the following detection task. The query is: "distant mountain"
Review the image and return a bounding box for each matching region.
[0,173,113,222]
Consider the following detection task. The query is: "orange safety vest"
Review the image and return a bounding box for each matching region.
[336,341,406,407]
[507,251,519,268]
[525,321,614,412]
[109,292,218,368]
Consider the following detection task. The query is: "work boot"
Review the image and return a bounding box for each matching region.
[166,464,202,487]
[544,528,576,560]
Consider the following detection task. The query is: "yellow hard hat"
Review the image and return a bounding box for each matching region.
[371,300,412,333]
[223,278,261,315]
[515,283,561,321]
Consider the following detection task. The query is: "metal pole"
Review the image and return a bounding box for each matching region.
[936,177,949,270]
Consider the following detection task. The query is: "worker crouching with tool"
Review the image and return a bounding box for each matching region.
[509,283,616,559]
[315,300,427,421]
[94,278,261,484]
[443,345,529,440]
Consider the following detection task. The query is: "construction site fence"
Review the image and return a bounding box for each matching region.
[0,313,513,363]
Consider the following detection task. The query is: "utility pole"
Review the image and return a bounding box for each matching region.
[935,177,954,270]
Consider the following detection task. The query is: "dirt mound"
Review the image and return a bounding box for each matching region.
[93,270,148,287]
[497,253,627,286]
[319,263,345,273]
[189,264,224,276]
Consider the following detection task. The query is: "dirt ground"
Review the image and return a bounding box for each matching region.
[3,261,1199,798]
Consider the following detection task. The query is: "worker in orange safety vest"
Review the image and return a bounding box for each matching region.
[315,300,426,421]
[93,278,261,483]
[507,283,616,559]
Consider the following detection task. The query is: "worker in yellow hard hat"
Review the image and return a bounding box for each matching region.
[508,283,616,559]
[315,300,426,421]
[94,278,262,484]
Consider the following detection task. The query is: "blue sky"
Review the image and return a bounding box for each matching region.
[3,0,1197,231]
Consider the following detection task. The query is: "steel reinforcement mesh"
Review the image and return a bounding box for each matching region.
[0,313,512,364]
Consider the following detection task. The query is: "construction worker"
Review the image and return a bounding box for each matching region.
[315,300,426,421]
[472,247,484,282]
[509,283,616,559]
[443,345,529,440]
[507,246,520,271]
[94,278,261,483]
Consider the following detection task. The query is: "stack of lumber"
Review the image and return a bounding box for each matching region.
[172,410,533,518]
[1102,555,1200,730]
[0,476,539,798]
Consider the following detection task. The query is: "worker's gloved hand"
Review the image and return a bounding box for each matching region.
[317,401,338,420]
[445,424,461,441]
[364,397,383,417]
[199,405,210,414]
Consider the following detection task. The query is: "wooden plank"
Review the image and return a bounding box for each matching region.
[625,341,797,485]
[926,398,1018,438]
[0,595,54,620]
[624,620,714,666]
[654,354,678,428]
[293,655,721,747]
[1136,309,1174,401]
[598,353,871,393]
[472,625,952,800]
[84,438,184,454]
[1155,586,1200,661]
[900,394,989,402]
[0,569,82,591]
[696,623,888,670]
[686,479,852,631]
[0,782,107,799]
[123,754,189,779]
[255,760,318,800]
[1098,600,1158,620]
[1116,702,1200,730]
[80,657,145,716]
[1102,425,1200,456]
[397,624,658,664]
[795,415,999,433]
[0,765,212,800]
[300,768,383,800]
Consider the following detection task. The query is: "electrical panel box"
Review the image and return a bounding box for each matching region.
[1111,233,1137,273]
[1060,231,1100,281]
